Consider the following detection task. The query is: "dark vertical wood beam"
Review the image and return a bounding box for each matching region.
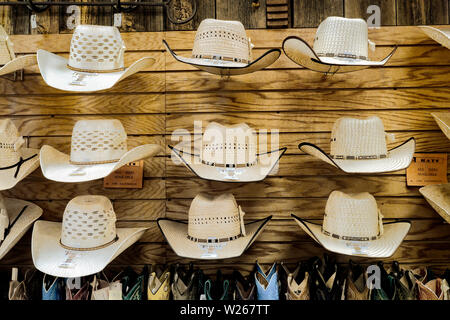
[396,0,449,25]
[344,0,396,26]
[216,0,267,28]
[293,0,344,28]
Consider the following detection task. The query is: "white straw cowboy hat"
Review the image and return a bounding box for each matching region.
[0,119,40,190]
[431,112,450,140]
[420,183,450,224]
[298,116,415,173]
[157,193,271,260]
[163,18,281,76]
[169,122,286,182]
[40,119,162,183]
[32,195,148,278]
[292,191,411,258]
[419,26,450,49]
[37,24,154,92]
[283,16,397,74]
[0,194,42,260]
[0,25,36,78]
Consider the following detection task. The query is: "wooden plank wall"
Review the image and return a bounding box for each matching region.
[0,1,449,275]
[0,0,449,34]
[0,25,449,275]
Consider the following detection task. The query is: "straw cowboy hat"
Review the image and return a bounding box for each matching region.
[157,193,271,260]
[431,112,450,140]
[37,24,154,92]
[163,18,281,76]
[298,116,415,173]
[0,119,40,190]
[292,191,411,258]
[0,25,36,78]
[283,16,397,74]
[0,194,42,260]
[40,119,162,183]
[32,195,148,278]
[169,122,286,182]
[419,26,450,49]
[420,183,450,224]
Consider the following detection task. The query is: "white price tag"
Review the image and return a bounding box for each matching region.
[58,251,82,269]
[30,14,37,29]
[346,241,369,255]
[114,13,122,27]
[198,242,227,258]
[218,167,244,180]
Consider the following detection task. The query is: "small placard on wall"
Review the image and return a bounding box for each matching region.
[103,160,144,189]
[406,153,448,186]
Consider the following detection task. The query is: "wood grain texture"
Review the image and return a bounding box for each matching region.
[216,0,266,28]
[344,0,396,25]
[165,88,450,112]
[165,67,450,92]
[0,26,449,273]
[293,0,344,27]
[397,0,449,25]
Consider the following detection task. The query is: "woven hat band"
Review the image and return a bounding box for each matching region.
[60,235,118,251]
[201,159,257,168]
[191,53,250,64]
[316,52,368,60]
[66,64,125,74]
[330,154,387,160]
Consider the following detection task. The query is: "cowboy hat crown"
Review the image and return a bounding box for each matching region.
[201,122,257,167]
[188,193,246,242]
[323,191,383,241]
[68,25,125,73]
[330,116,392,160]
[61,195,118,250]
[314,16,372,61]
[191,19,253,64]
[69,119,128,165]
[0,119,27,167]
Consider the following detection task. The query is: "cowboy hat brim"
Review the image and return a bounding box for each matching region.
[40,144,162,183]
[298,137,415,173]
[0,147,40,191]
[169,145,287,182]
[157,216,271,260]
[282,36,397,73]
[163,40,281,76]
[0,54,37,76]
[431,112,450,140]
[0,198,42,260]
[32,220,147,278]
[419,26,450,49]
[37,49,155,92]
[291,214,411,258]
[419,183,450,224]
